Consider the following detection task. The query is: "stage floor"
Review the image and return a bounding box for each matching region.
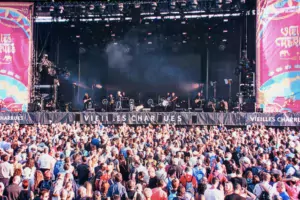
[0,112,299,126]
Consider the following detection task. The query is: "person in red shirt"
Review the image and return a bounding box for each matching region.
[151,179,167,200]
[179,167,198,195]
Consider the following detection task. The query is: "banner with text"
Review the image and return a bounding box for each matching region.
[256,0,300,112]
[0,112,300,126]
[0,3,33,112]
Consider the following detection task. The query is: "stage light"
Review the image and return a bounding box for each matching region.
[148,41,152,44]
[59,6,64,14]
[223,18,228,22]
[36,6,42,11]
[225,0,233,4]
[170,1,176,10]
[217,0,223,8]
[76,35,80,38]
[223,29,228,33]
[70,24,75,28]
[135,4,141,9]
[191,0,198,9]
[181,0,187,8]
[240,0,246,3]
[100,4,106,12]
[182,32,187,35]
[151,2,157,10]
[95,84,102,89]
[147,32,152,35]
[118,3,124,12]
[182,40,187,43]
[181,21,186,24]
[49,6,54,12]
[89,4,95,11]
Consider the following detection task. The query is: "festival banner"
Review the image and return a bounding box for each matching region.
[256,0,300,112]
[0,112,300,126]
[0,3,33,112]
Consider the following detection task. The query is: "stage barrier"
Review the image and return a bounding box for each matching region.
[256,0,300,112]
[0,112,300,126]
[0,2,33,112]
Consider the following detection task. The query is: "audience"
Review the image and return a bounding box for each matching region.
[0,122,298,200]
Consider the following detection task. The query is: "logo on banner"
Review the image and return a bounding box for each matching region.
[0,34,15,65]
[83,113,183,124]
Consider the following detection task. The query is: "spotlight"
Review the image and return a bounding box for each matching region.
[70,24,75,28]
[49,6,54,12]
[118,3,124,12]
[170,1,176,10]
[181,0,187,7]
[223,30,228,33]
[225,0,233,4]
[135,4,141,9]
[223,19,228,22]
[100,4,106,12]
[36,6,42,11]
[191,0,198,9]
[59,6,64,14]
[76,35,80,38]
[89,4,95,11]
[240,0,246,3]
[151,2,158,10]
[216,0,223,8]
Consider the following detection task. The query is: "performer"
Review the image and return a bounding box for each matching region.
[219,99,228,112]
[116,91,122,111]
[170,92,178,111]
[194,92,204,110]
[45,100,54,112]
[108,94,115,112]
[83,93,91,110]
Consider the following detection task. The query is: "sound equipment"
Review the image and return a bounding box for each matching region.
[192,115,197,124]
[75,114,81,122]
[195,108,203,112]
[86,108,95,112]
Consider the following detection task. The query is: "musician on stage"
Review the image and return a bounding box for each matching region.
[83,93,91,110]
[194,92,204,110]
[116,91,122,111]
[108,94,115,112]
[170,92,178,111]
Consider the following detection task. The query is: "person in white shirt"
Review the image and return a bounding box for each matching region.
[253,172,275,198]
[38,148,55,173]
[0,154,13,186]
[204,177,224,200]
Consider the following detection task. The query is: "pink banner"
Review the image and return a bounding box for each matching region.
[256,0,300,113]
[0,3,33,112]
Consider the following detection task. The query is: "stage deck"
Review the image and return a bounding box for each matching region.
[0,112,300,126]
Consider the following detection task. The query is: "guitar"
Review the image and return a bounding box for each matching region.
[195,99,204,104]
[109,99,115,105]
[84,98,91,103]
[170,97,178,102]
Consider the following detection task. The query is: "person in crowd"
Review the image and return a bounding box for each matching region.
[3,176,22,200]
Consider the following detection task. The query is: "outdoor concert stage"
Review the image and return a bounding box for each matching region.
[0,112,300,126]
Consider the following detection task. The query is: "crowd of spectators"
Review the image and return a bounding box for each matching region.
[0,122,299,200]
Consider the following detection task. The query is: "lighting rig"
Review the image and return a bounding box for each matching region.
[34,0,255,23]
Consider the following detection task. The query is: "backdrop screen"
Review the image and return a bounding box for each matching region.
[256,0,300,112]
[0,3,33,112]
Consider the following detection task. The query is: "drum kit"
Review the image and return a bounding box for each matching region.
[159,98,171,107]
